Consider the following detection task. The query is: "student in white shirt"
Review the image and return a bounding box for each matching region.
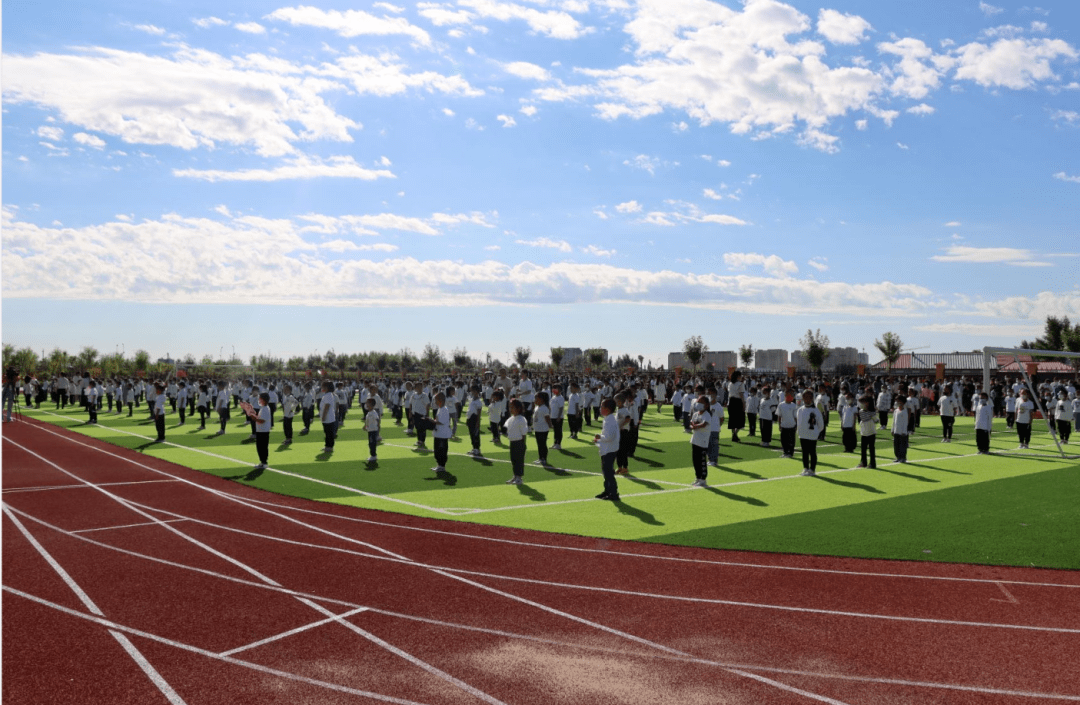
[503,399,529,484]
[892,396,910,463]
[758,386,777,447]
[176,382,189,425]
[364,398,381,464]
[281,384,298,445]
[681,387,694,433]
[465,385,484,457]
[975,392,993,454]
[567,383,582,440]
[85,381,99,424]
[856,395,878,469]
[707,387,722,467]
[550,385,566,451]
[876,388,892,430]
[1015,389,1035,449]
[488,389,506,444]
[776,389,798,458]
[746,387,760,438]
[688,396,712,487]
[939,384,957,443]
[431,391,452,473]
[532,391,552,466]
[671,387,684,424]
[253,392,272,469]
[411,386,431,449]
[840,391,857,453]
[319,381,337,453]
[797,390,824,476]
[594,397,621,500]
[153,382,168,443]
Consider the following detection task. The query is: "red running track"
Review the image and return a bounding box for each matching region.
[3,417,1079,705]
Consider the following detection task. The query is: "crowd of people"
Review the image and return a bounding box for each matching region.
[7,367,1078,500]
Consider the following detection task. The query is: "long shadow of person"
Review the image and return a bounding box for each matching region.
[716,465,765,480]
[224,467,266,482]
[814,475,886,494]
[517,483,546,502]
[611,500,664,526]
[425,470,458,486]
[544,465,573,477]
[702,486,768,506]
[876,467,939,483]
[624,475,663,491]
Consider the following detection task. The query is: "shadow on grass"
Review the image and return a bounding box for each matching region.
[814,475,886,494]
[624,476,663,491]
[225,466,266,482]
[544,465,573,477]
[912,463,971,475]
[469,456,495,467]
[702,486,768,506]
[275,442,293,452]
[517,483,546,502]
[877,467,939,483]
[716,465,765,480]
[314,450,333,462]
[611,500,664,525]
[425,470,458,486]
[635,444,665,454]
[556,449,586,460]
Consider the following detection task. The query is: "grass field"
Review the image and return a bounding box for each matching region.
[17,401,1080,570]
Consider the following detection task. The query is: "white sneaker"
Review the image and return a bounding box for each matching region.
[800,469,815,476]
[552,444,561,450]
[215,430,225,436]
[473,452,483,458]
[707,461,718,467]
[254,463,266,470]
[505,476,521,484]
[533,459,544,465]
[367,456,377,462]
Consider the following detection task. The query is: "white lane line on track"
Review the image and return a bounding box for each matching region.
[3,437,512,705]
[217,607,370,657]
[7,585,1080,702]
[72,518,190,534]
[2,479,182,494]
[1,506,188,705]
[107,496,1080,635]
[8,507,1078,702]
[27,409,452,515]
[0,586,437,705]
[7,429,848,705]
[21,419,1080,591]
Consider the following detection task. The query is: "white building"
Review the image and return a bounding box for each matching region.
[754,349,789,370]
[668,350,738,372]
[791,347,861,371]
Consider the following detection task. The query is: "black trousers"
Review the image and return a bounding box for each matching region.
[941,415,954,439]
[617,429,629,468]
[467,416,481,450]
[535,431,549,462]
[413,413,427,444]
[893,433,909,461]
[860,435,876,468]
[368,431,379,458]
[601,451,618,496]
[219,408,230,431]
[256,433,270,464]
[1057,420,1072,443]
[1016,422,1032,446]
[976,428,990,453]
[283,416,293,440]
[552,418,564,446]
[800,438,817,471]
[748,412,758,436]
[691,444,708,480]
[489,420,501,442]
[780,427,796,456]
[842,426,857,452]
[154,415,166,441]
[434,437,449,467]
[759,419,774,445]
[879,410,889,427]
[323,422,336,449]
[509,439,526,476]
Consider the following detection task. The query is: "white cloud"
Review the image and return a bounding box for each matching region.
[1031,21,1049,33]
[443,108,456,116]
[36,126,65,142]
[944,221,962,227]
[716,159,731,167]
[496,114,517,127]
[235,22,267,34]
[214,205,232,217]
[672,120,688,132]
[915,322,1042,337]
[878,38,950,100]
[581,245,615,257]
[193,17,228,28]
[503,61,551,81]
[115,214,133,222]
[73,132,107,149]
[971,291,1080,321]
[952,38,1078,89]
[816,9,872,45]
[267,6,432,46]
[515,237,572,252]
[979,2,1004,17]
[173,155,395,182]
[17,156,29,162]
[520,104,538,116]
[465,118,485,130]
[723,252,799,277]
[593,208,608,219]
[615,200,642,213]
[855,119,868,130]
[39,142,69,156]
[703,188,722,200]
[379,155,392,166]
[930,245,1051,266]
[897,142,910,150]
[457,0,589,40]
[623,154,660,175]
[484,244,501,251]
[373,2,405,12]
[1051,110,1079,125]
[808,256,829,272]
[133,24,167,36]
[982,25,1025,39]
[1053,172,1080,183]
[906,103,936,115]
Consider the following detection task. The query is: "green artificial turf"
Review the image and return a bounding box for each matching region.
[18,402,1080,569]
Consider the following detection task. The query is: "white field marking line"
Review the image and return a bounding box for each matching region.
[28,409,452,515]
[2,479,182,494]
[5,438,511,705]
[0,587,437,705]
[993,582,1021,605]
[231,495,1080,591]
[6,543,1079,705]
[217,606,370,657]
[25,418,1080,591]
[17,426,849,705]
[2,505,188,705]
[104,498,1080,636]
[379,440,696,488]
[72,518,190,534]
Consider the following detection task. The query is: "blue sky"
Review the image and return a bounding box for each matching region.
[3,0,1078,367]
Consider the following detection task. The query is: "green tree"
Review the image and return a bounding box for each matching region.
[550,347,565,368]
[682,335,707,373]
[76,346,99,372]
[799,329,831,374]
[133,349,151,373]
[452,347,470,368]
[586,348,606,369]
[422,343,443,372]
[874,331,904,371]
[514,346,532,368]
[739,344,754,368]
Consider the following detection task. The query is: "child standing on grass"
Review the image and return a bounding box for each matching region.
[615,392,633,475]
[681,386,694,433]
[1015,389,1035,449]
[532,391,552,467]
[567,383,582,440]
[706,387,721,467]
[176,382,188,426]
[939,384,957,443]
[432,392,452,474]
[1004,390,1016,429]
[758,385,776,448]
[746,386,760,438]
[840,391,857,453]
[504,399,528,485]
[196,383,210,430]
[320,381,337,454]
[254,392,271,469]
[365,398,380,464]
[814,384,830,442]
[153,383,167,443]
[550,385,565,451]
[281,385,298,445]
[488,389,506,444]
[892,396,910,463]
[1055,391,1074,444]
[876,387,892,430]
[671,386,683,424]
[975,391,993,454]
[214,382,229,435]
[857,395,877,469]
[797,390,824,476]
[465,385,484,457]
[594,397,621,500]
[777,389,798,459]
[86,381,99,424]
[689,395,711,487]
